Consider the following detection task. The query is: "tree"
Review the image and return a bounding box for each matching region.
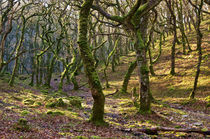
[165,0,178,75]
[93,0,162,114]
[189,0,204,99]
[77,0,105,124]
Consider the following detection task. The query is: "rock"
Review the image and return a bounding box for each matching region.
[182,115,188,118]
[124,128,131,132]
[193,122,203,126]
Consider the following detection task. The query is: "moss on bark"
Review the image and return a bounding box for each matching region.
[120,60,137,93]
[78,0,105,124]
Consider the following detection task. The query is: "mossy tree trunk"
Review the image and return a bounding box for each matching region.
[92,0,162,114]
[190,0,203,99]
[9,14,26,86]
[176,0,192,54]
[78,0,105,124]
[103,39,118,88]
[148,32,162,76]
[45,56,56,88]
[134,29,151,114]
[0,0,13,73]
[165,0,177,75]
[120,60,137,93]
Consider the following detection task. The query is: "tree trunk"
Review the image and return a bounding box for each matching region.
[9,15,26,86]
[45,56,56,88]
[120,60,137,93]
[190,0,203,99]
[166,0,177,75]
[77,0,105,125]
[135,30,151,114]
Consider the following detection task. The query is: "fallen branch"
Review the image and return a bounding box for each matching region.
[105,89,119,97]
[119,127,210,135]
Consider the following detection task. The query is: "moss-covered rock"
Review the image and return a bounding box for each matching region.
[45,98,67,108]
[46,110,64,116]
[73,136,88,139]
[205,96,210,107]
[23,99,35,105]
[91,136,101,139]
[57,98,66,107]
[34,102,42,106]
[69,99,82,108]
[21,110,30,116]
[14,118,30,131]
[67,97,82,109]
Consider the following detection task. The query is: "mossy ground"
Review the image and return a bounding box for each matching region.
[0,21,209,138]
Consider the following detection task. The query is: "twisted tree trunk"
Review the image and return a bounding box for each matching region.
[78,0,105,125]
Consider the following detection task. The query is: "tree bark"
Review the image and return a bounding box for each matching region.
[120,60,137,93]
[190,0,203,99]
[78,0,105,124]
[134,30,151,114]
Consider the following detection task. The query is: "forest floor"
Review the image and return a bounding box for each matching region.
[0,23,210,138]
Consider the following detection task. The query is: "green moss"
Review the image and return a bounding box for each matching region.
[46,110,64,115]
[46,98,67,108]
[73,136,88,139]
[21,110,30,116]
[66,96,82,108]
[180,99,196,105]
[140,65,149,75]
[175,125,182,128]
[138,109,152,115]
[34,102,42,106]
[44,96,51,101]
[57,98,66,107]
[45,101,57,108]
[23,99,35,105]
[89,118,108,126]
[40,89,49,95]
[14,118,30,131]
[205,96,210,103]
[90,136,101,139]
[56,90,68,96]
[11,96,22,101]
[18,118,28,125]
[69,99,82,109]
